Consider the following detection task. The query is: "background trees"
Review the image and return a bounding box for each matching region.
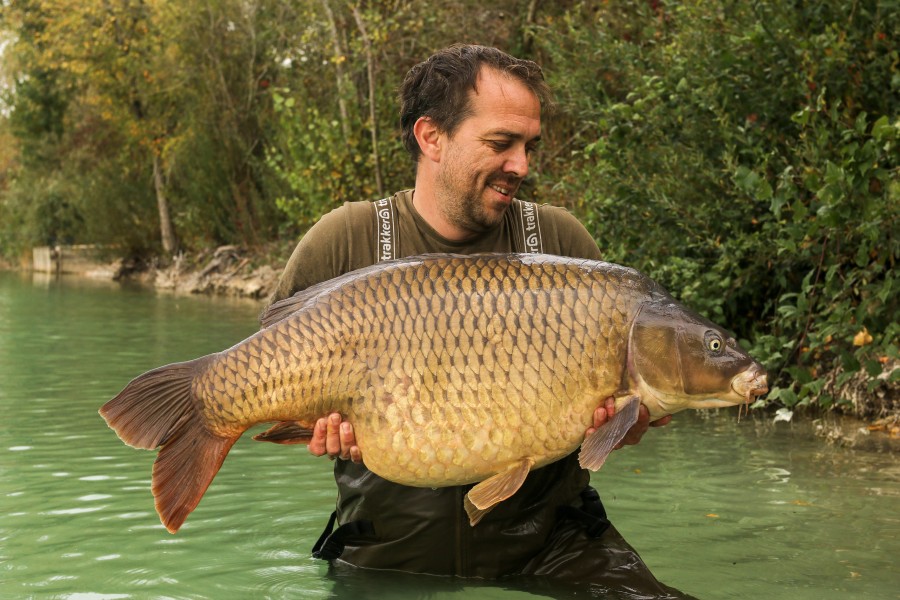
[1,0,896,413]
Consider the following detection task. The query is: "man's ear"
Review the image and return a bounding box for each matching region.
[413,116,442,162]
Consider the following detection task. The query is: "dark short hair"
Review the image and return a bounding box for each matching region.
[398,44,554,161]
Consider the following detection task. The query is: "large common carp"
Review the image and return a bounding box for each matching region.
[100,253,767,533]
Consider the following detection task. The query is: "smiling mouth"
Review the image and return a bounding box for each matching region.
[488,181,519,199]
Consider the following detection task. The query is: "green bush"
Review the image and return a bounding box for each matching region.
[538,0,898,412]
[267,93,374,232]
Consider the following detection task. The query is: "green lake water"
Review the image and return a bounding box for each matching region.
[1,270,898,599]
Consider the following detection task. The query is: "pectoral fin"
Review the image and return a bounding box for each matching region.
[252,421,314,445]
[578,395,641,471]
[464,457,535,526]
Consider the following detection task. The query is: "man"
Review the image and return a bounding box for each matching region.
[267,44,686,596]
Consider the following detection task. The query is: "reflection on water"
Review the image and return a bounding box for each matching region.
[1,271,898,599]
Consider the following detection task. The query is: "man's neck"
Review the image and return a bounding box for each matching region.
[410,182,477,243]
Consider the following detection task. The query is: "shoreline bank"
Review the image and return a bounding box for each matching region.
[128,245,284,301]
[61,244,287,302]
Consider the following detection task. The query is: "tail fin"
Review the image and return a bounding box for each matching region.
[99,356,237,533]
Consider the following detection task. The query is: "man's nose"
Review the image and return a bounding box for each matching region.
[504,146,529,178]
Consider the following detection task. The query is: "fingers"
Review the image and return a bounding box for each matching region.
[586,395,618,438]
[307,413,363,463]
[339,422,359,462]
[348,444,362,463]
[584,397,674,449]
[616,409,671,447]
[604,396,616,418]
[325,413,342,456]
[308,417,329,456]
[586,407,605,438]
[650,414,673,428]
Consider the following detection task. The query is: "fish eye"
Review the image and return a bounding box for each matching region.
[705,333,723,353]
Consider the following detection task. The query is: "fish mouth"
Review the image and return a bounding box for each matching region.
[732,366,769,403]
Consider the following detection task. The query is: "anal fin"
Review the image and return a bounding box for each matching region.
[464,457,535,526]
[252,421,314,445]
[578,395,641,471]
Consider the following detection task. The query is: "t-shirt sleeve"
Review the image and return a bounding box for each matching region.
[539,205,603,261]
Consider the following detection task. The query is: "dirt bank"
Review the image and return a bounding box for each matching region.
[801,359,900,450]
[113,244,286,302]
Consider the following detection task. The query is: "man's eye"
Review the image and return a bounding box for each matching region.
[489,141,510,151]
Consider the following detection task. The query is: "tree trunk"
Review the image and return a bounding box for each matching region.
[321,0,353,143]
[152,154,178,255]
[350,3,383,197]
[522,0,541,55]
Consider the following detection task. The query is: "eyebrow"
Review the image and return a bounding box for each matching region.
[481,130,542,144]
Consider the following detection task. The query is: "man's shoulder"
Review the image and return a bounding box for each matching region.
[523,200,601,260]
[299,200,379,246]
[312,193,414,269]
[532,201,580,224]
[268,199,385,305]
[318,192,410,230]
[318,199,376,226]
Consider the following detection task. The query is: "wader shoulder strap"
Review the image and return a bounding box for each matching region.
[373,197,398,263]
[513,200,543,254]
[372,196,543,258]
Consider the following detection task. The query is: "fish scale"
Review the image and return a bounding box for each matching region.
[100,253,767,533]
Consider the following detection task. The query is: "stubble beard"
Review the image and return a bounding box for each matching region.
[436,166,511,237]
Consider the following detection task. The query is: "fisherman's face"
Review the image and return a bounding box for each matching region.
[435,67,542,236]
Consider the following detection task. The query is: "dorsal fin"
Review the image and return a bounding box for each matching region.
[259,290,318,328]
[258,255,444,328]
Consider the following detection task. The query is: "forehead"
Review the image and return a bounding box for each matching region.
[463,67,542,139]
